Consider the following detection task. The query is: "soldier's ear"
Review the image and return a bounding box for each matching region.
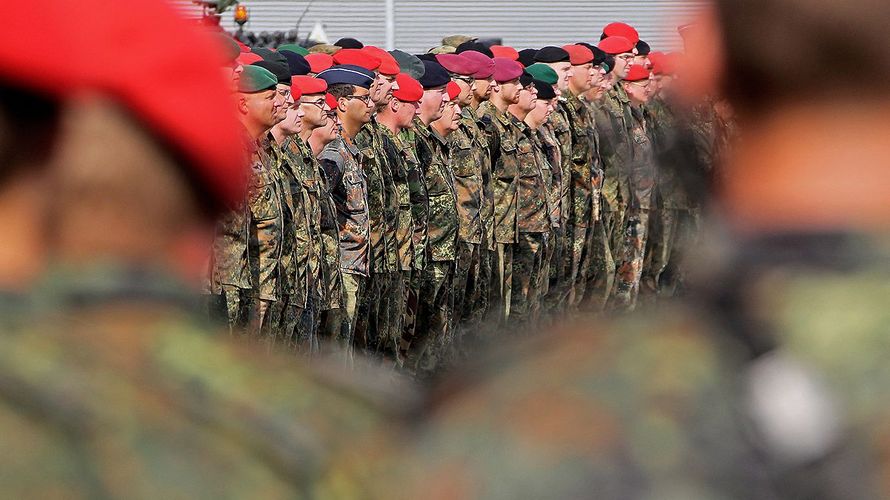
[390,99,400,113]
[237,96,249,115]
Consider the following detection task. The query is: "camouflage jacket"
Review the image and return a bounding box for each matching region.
[322,228,890,499]
[379,125,415,272]
[627,105,656,210]
[248,136,284,301]
[562,91,602,228]
[536,124,562,230]
[397,125,429,271]
[462,106,494,249]
[478,101,520,245]
[415,121,459,262]
[283,137,325,300]
[548,102,573,230]
[210,128,255,292]
[319,137,370,277]
[0,265,419,500]
[645,97,691,210]
[515,120,551,234]
[596,85,634,212]
[355,120,400,274]
[271,138,310,305]
[449,109,489,245]
[308,139,344,310]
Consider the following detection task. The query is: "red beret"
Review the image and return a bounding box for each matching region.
[332,48,381,71]
[624,64,652,82]
[489,45,519,61]
[435,53,480,76]
[460,51,495,79]
[289,83,303,101]
[362,46,400,76]
[599,36,635,55]
[491,57,524,83]
[561,44,594,65]
[292,75,328,95]
[648,51,666,75]
[393,73,423,103]
[325,93,339,109]
[305,53,334,74]
[0,0,249,209]
[237,52,263,66]
[603,22,640,45]
[446,81,461,101]
[237,40,252,53]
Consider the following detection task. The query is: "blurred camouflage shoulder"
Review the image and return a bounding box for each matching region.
[0,265,418,499]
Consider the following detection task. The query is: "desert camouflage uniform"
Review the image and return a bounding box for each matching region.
[318,136,369,363]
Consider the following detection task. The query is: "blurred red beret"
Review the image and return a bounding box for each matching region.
[599,36,635,55]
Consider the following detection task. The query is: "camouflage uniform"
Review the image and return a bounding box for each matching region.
[478,101,520,324]
[318,136,370,363]
[395,126,428,364]
[611,104,656,310]
[269,138,310,351]
[560,92,603,311]
[354,121,400,358]
[544,103,574,313]
[511,121,552,327]
[209,128,255,333]
[408,120,459,376]
[0,265,418,500]
[283,137,328,351]
[247,136,284,340]
[449,107,490,354]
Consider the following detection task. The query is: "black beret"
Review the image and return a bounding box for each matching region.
[591,46,607,67]
[334,37,364,49]
[534,46,570,63]
[519,71,534,88]
[416,53,438,62]
[533,80,556,100]
[280,50,311,76]
[253,48,287,65]
[251,60,292,85]
[635,40,651,56]
[456,41,494,58]
[419,60,450,89]
[517,48,538,67]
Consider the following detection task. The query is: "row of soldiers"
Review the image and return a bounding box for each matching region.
[209,24,712,375]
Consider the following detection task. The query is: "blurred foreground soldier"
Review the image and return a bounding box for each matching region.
[322,5,890,499]
[317,64,375,363]
[0,1,415,497]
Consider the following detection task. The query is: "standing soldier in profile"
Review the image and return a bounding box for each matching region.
[435,53,487,357]
[406,60,459,376]
[316,64,375,363]
[477,58,525,323]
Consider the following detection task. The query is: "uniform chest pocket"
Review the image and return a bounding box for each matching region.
[497,140,519,181]
[425,160,452,196]
[343,169,367,213]
[450,139,476,177]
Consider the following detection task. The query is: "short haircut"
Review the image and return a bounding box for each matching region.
[327,83,356,100]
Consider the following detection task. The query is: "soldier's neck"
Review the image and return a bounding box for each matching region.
[0,173,46,292]
[721,101,890,235]
[341,118,363,141]
[270,125,292,145]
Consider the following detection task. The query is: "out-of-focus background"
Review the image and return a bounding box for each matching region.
[174,0,705,51]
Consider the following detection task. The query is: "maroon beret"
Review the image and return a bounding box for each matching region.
[491,57,524,83]
[460,50,495,79]
[435,53,481,76]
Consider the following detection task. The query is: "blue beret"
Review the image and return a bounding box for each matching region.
[419,60,450,89]
[280,49,311,76]
[316,64,375,88]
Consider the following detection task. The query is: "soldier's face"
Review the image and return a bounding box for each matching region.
[279,102,305,135]
[527,97,553,126]
[420,87,447,123]
[548,62,573,91]
[614,53,634,79]
[569,63,593,92]
[454,77,475,107]
[437,100,461,134]
[634,55,650,68]
[273,84,290,123]
[475,77,495,101]
[498,79,522,104]
[518,85,537,113]
[342,87,373,124]
[396,99,420,128]
[624,79,652,104]
[373,73,397,106]
[299,94,328,129]
[243,89,279,129]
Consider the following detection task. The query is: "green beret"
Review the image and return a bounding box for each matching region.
[278,44,309,56]
[217,33,241,63]
[525,63,558,85]
[238,65,277,93]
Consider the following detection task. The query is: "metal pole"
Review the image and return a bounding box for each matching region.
[385,0,395,50]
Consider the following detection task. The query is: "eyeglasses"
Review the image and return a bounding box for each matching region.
[324,110,338,119]
[453,75,475,85]
[617,54,635,61]
[277,88,292,98]
[300,97,326,109]
[344,94,372,104]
